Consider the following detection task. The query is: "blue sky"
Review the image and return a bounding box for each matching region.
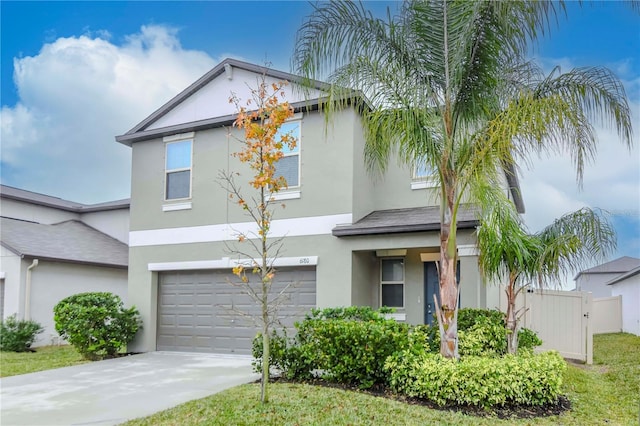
[1,1,639,277]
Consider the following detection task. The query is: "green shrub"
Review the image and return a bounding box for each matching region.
[0,314,43,352]
[296,316,409,388]
[385,350,566,408]
[304,306,393,321]
[252,307,407,388]
[518,327,543,352]
[457,308,505,331]
[54,292,141,360]
[409,324,439,354]
[458,316,508,357]
[252,329,314,380]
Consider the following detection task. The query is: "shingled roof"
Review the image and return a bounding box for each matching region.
[0,185,129,212]
[1,217,128,268]
[332,204,479,237]
[574,256,640,280]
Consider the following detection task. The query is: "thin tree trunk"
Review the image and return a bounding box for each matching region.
[261,315,269,403]
[505,273,518,355]
[260,184,270,404]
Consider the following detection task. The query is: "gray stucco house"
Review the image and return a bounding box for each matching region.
[0,185,130,346]
[116,58,525,355]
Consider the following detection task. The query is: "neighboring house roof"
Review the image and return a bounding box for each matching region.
[574,256,640,280]
[332,205,479,237]
[0,185,129,213]
[0,217,128,268]
[606,265,640,286]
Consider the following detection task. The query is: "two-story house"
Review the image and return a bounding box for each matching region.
[116,58,524,354]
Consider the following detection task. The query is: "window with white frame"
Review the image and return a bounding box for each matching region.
[165,139,192,200]
[274,121,300,188]
[411,156,437,189]
[381,258,404,308]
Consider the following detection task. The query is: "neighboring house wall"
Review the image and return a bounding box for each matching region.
[80,209,130,244]
[611,276,640,336]
[29,260,128,346]
[0,198,79,224]
[575,273,619,298]
[0,246,22,320]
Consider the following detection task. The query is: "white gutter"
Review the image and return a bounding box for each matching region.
[24,259,39,320]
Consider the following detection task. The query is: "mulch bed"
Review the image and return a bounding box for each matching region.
[266,377,572,419]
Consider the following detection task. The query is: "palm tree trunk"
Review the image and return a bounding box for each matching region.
[437,174,459,359]
[505,272,518,354]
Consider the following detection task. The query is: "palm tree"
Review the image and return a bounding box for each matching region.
[293,0,633,358]
[477,201,616,354]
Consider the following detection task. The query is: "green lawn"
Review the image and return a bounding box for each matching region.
[125,333,640,426]
[0,345,88,377]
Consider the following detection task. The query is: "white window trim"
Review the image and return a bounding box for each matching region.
[270,190,301,201]
[164,139,193,202]
[162,202,192,212]
[380,257,405,309]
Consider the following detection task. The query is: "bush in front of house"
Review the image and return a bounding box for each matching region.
[0,314,44,352]
[411,309,542,357]
[384,349,566,407]
[54,292,141,360]
[252,307,409,388]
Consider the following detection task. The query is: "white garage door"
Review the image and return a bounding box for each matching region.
[157,267,316,354]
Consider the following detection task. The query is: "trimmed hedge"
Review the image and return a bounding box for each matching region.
[54,292,141,360]
[385,350,566,407]
[253,307,408,388]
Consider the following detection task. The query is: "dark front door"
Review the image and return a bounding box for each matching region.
[423,261,460,325]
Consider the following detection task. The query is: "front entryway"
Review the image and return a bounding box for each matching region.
[157,267,316,354]
[423,261,459,325]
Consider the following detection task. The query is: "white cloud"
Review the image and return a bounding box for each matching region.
[1,25,216,203]
[519,57,640,239]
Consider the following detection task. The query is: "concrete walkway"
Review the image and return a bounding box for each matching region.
[0,352,259,426]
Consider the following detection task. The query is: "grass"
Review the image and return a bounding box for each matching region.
[0,345,88,377]
[125,333,640,426]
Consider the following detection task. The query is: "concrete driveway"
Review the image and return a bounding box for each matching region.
[0,352,259,426]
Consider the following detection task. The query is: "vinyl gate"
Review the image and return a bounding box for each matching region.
[592,296,622,334]
[503,288,593,364]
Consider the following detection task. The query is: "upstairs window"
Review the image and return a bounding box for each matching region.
[411,156,437,190]
[381,258,404,308]
[414,157,434,180]
[274,121,300,188]
[165,140,192,200]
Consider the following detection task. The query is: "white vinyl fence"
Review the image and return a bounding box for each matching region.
[501,288,593,364]
[592,295,622,334]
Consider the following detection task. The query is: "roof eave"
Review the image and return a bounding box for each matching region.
[19,254,128,269]
[332,220,479,237]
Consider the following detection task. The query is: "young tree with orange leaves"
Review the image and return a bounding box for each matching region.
[220,75,295,403]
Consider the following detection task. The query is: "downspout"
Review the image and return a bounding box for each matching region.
[24,259,39,320]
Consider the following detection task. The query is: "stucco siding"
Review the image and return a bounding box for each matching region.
[80,209,130,243]
[129,109,356,233]
[29,261,128,346]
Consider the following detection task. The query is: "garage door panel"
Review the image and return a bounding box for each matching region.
[158,268,316,354]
